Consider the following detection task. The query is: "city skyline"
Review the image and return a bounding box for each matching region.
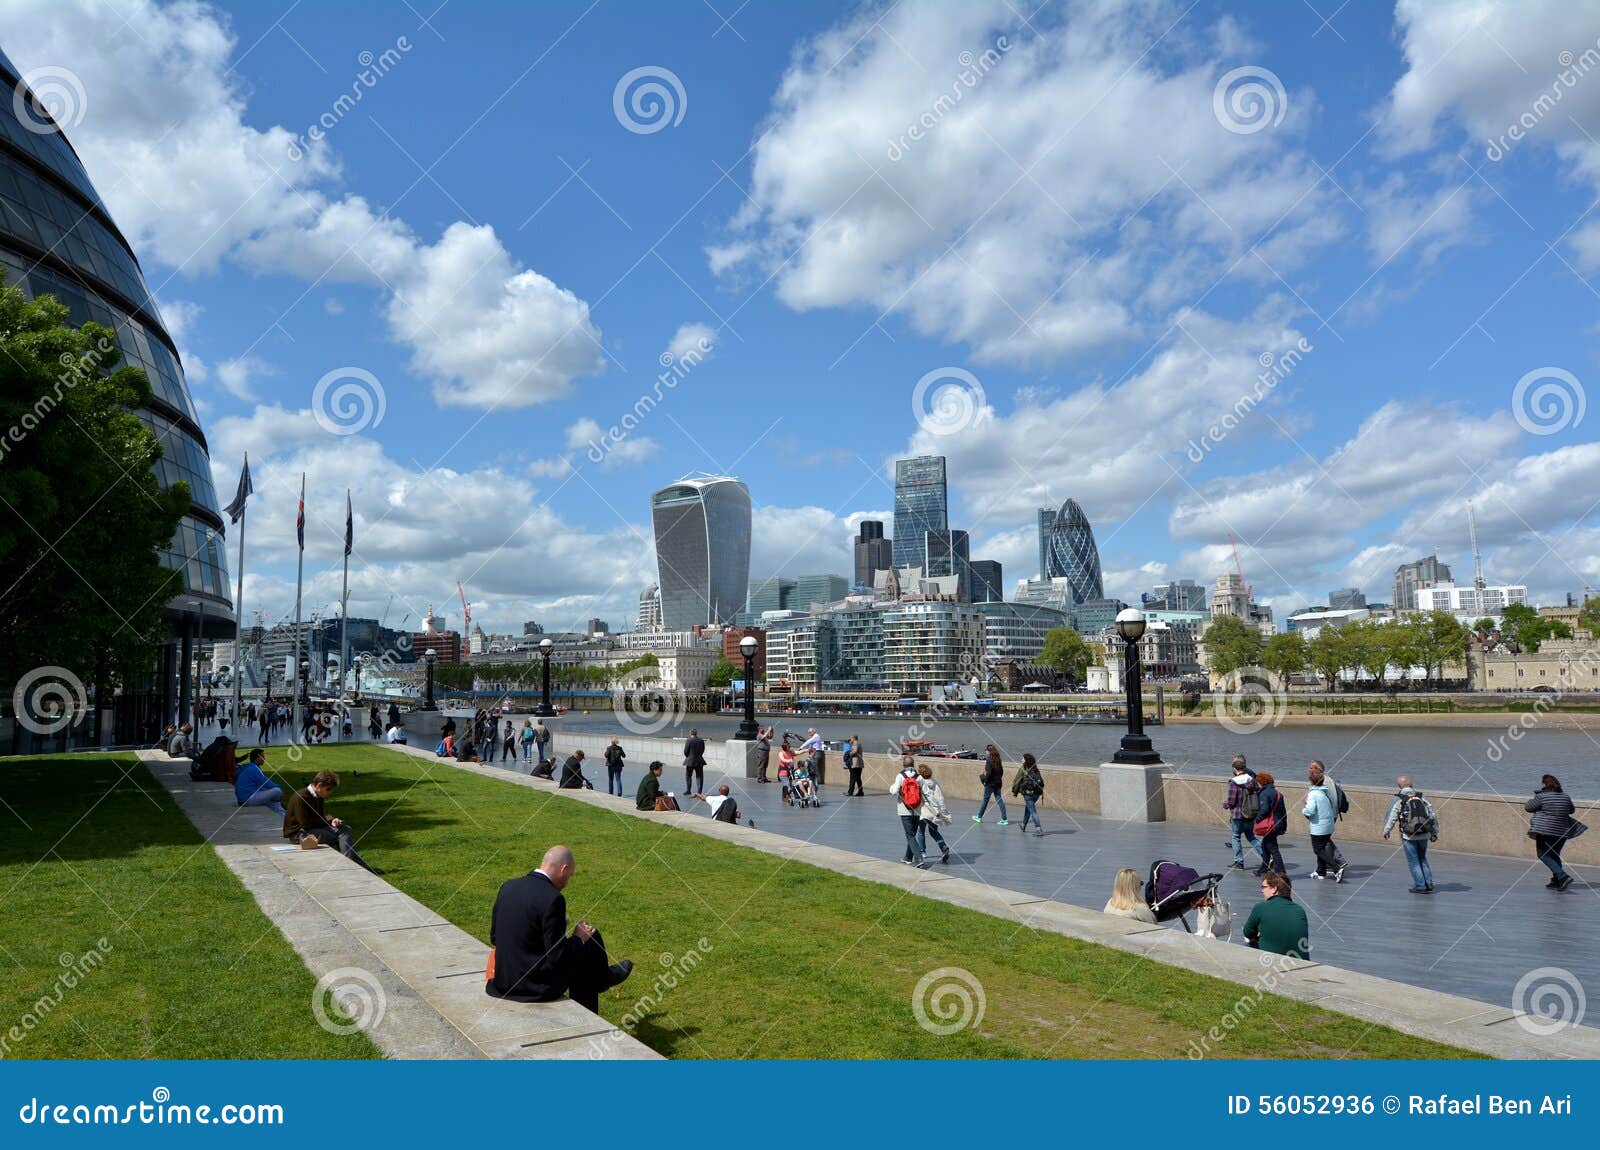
[6,1,1600,637]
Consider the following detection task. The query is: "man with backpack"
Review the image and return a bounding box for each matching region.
[603,737,627,796]
[1223,756,1263,871]
[1302,761,1348,883]
[1382,775,1439,893]
[891,756,927,866]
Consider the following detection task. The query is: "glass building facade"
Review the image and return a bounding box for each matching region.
[651,475,751,632]
[967,559,1003,604]
[1,50,232,733]
[853,519,893,589]
[892,456,948,571]
[976,601,1070,665]
[1038,499,1104,604]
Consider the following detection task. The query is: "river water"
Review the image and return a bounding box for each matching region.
[551,711,1600,799]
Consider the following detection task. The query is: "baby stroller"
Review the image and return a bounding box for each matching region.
[788,761,820,808]
[1144,860,1224,934]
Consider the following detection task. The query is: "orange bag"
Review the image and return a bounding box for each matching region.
[485,948,496,982]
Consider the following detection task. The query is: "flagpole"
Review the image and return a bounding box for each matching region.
[339,489,350,739]
[293,472,305,739]
[230,453,248,740]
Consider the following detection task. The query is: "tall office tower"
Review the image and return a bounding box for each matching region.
[1327,587,1367,611]
[1038,499,1104,603]
[746,577,797,615]
[651,475,752,631]
[892,456,948,571]
[852,519,894,588]
[924,528,971,599]
[792,574,849,611]
[968,560,1004,603]
[1393,555,1453,612]
[1,51,232,736]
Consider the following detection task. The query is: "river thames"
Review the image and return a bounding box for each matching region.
[550,711,1600,797]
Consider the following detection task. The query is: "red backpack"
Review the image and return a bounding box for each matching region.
[900,772,923,808]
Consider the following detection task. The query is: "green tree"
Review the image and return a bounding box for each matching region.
[1307,626,1352,691]
[1471,617,1497,635]
[1039,627,1096,683]
[1344,621,1391,686]
[0,284,189,700]
[1259,631,1306,691]
[1201,615,1262,678]
[1498,602,1571,653]
[708,657,737,687]
[1579,598,1600,636]
[1413,611,1469,686]
[1377,621,1420,686]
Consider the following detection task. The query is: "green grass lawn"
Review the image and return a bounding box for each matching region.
[0,755,378,1060]
[283,744,1479,1061]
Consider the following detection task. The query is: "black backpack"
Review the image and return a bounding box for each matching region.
[1237,780,1260,822]
[1333,780,1350,820]
[1399,794,1432,838]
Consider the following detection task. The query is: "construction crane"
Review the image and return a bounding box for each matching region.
[1468,501,1486,592]
[379,592,395,627]
[1228,533,1253,600]
[457,580,471,636]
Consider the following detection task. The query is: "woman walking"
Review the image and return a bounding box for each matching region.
[843,735,865,796]
[914,763,952,863]
[973,744,1009,825]
[1010,753,1046,837]
[1253,772,1288,875]
[1526,774,1580,890]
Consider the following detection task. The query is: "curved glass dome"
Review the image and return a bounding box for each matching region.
[1040,498,1104,605]
[0,50,231,623]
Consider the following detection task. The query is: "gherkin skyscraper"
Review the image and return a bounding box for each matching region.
[1037,499,1103,604]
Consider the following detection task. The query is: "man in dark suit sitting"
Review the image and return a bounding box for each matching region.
[486,845,633,1013]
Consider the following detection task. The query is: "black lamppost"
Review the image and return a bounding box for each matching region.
[420,648,438,711]
[1112,607,1161,765]
[298,659,310,708]
[736,634,760,740]
[535,638,556,717]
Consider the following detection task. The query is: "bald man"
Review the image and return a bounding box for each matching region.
[486,845,633,1012]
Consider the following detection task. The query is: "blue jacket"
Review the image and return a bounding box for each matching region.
[234,761,274,804]
[1302,784,1337,835]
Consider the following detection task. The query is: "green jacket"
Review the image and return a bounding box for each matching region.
[635,772,662,811]
[1242,895,1310,960]
[1010,764,1043,798]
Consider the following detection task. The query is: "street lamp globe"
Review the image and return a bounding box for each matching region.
[1115,607,1147,642]
[539,638,553,654]
[739,635,758,659]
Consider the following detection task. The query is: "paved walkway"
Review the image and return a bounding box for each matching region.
[139,752,657,1060]
[686,768,1598,1028]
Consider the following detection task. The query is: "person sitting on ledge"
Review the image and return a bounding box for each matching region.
[283,769,382,874]
[635,760,665,810]
[486,845,633,1013]
[234,747,285,816]
[559,750,592,790]
[692,783,752,827]
[1241,871,1309,960]
[1102,867,1156,923]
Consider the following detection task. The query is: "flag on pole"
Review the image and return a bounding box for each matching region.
[223,453,252,523]
[296,474,305,551]
[344,490,353,557]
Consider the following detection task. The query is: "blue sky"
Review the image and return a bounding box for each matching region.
[7,0,1600,633]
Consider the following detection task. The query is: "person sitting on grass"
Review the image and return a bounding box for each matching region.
[234,748,285,816]
[1242,871,1309,960]
[455,733,480,763]
[283,769,382,875]
[635,760,665,810]
[486,845,633,1014]
[1102,867,1157,923]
